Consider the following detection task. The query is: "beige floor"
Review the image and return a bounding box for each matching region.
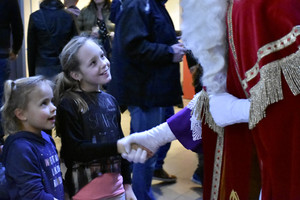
[54,99,203,200]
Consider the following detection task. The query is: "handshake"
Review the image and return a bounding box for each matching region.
[117,142,154,163]
[116,122,176,163]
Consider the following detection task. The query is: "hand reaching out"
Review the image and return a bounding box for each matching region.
[171,43,186,63]
[117,122,176,163]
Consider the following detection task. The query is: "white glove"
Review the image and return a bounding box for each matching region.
[122,147,148,164]
[118,122,176,163]
[209,92,250,127]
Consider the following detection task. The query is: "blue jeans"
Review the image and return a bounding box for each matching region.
[128,106,173,200]
[0,58,10,138]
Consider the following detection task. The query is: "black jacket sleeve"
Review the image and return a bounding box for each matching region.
[27,14,37,76]
[10,0,23,55]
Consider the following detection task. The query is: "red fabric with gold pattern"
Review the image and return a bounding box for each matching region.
[224,0,300,199]
[227,0,300,97]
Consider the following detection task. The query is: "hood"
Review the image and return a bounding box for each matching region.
[2,131,47,163]
[40,0,64,10]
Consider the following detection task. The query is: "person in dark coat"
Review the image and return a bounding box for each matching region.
[0,0,23,140]
[108,0,185,199]
[0,2,23,197]
[27,0,78,80]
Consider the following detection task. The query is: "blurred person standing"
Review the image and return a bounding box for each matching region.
[0,0,24,199]
[27,0,78,80]
[0,1,23,198]
[77,0,114,59]
[108,0,185,199]
[0,0,23,151]
[0,0,23,115]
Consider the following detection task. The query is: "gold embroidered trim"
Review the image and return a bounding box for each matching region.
[229,190,240,200]
[211,135,224,200]
[243,26,300,90]
[192,90,224,200]
[227,0,249,98]
[249,49,300,129]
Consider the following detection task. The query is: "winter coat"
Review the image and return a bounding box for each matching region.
[2,131,64,200]
[0,0,23,58]
[108,0,183,108]
[27,0,78,76]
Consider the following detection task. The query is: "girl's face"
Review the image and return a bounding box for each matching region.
[73,40,111,92]
[17,83,56,134]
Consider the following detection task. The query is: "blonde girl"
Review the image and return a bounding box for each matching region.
[54,36,136,200]
[1,76,64,200]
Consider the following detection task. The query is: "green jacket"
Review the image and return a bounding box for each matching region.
[77,3,114,34]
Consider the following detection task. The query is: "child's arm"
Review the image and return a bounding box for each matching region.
[124,184,137,200]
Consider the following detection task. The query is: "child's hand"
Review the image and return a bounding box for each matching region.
[130,143,154,158]
[124,184,137,200]
[91,26,100,38]
[117,140,154,163]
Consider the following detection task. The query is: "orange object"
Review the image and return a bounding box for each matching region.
[182,55,195,99]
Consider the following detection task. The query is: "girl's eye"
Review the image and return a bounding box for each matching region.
[100,54,106,59]
[90,60,96,66]
[41,99,51,106]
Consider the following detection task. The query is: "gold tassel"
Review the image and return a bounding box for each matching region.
[192,90,224,136]
[249,50,300,129]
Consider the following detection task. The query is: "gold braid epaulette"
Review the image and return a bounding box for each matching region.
[249,49,300,129]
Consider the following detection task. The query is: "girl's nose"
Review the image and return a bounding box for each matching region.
[99,57,110,69]
[50,102,56,112]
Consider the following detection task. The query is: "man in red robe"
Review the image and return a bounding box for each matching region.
[118,0,300,199]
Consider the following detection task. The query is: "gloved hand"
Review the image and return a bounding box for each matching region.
[117,122,176,163]
[121,147,148,164]
[209,92,250,127]
[171,43,186,62]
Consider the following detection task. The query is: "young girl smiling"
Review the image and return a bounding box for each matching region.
[54,36,136,200]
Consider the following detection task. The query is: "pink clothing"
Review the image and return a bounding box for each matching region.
[72,173,125,200]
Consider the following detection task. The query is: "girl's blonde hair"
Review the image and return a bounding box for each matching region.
[1,76,52,135]
[54,36,98,113]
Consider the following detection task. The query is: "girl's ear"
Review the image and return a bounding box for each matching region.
[14,108,27,121]
[70,71,82,82]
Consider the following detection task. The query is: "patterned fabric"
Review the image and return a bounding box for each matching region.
[72,157,121,193]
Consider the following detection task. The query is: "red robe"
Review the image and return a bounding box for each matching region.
[177,0,300,199]
[219,0,300,199]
